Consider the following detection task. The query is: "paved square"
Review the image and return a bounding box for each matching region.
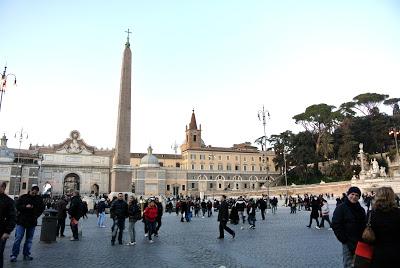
[4,206,342,268]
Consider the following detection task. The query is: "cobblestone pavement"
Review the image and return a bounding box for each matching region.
[4,205,342,268]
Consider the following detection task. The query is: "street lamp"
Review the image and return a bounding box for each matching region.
[389,127,399,162]
[283,146,288,199]
[13,128,28,196]
[0,65,17,113]
[258,106,271,208]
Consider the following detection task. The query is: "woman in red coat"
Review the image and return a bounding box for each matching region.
[143,200,158,243]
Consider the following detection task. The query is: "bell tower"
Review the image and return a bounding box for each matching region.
[181,109,202,152]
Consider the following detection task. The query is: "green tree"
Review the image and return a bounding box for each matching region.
[293,103,341,163]
[351,92,389,116]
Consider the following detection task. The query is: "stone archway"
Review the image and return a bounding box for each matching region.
[91,183,99,196]
[63,173,80,195]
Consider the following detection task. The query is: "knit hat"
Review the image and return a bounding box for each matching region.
[347,186,361,196]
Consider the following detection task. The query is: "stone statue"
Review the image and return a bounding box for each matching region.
[371,158,379,174]
[380,166,387,177]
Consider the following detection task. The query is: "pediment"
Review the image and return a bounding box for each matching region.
[54,130,95,155]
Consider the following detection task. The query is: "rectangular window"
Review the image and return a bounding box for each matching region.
[244,183,247,189]
[191,164,195,170]
[193,135,197,142]
[200,164,204,170]
[227,156,230,160]
[235,156,239,161]
[244,157,247,162]
[209,164,213,170]
[218,164,223,170]
[209,175,213,180]
[167,185,170,191]
[243,165,247,171]
[191,154,196,160]
[227,164,231,171]
[182,185,186,191]
[235,165,239,171]
[218,155,222,160]
[159,162,163,167]
[176,163,180,168]
[22,182,27,190]
[252,157,254,162]
[210,183,213,189]
[192,183,195,189]
[252,166,255,171]
[219,183,222,189]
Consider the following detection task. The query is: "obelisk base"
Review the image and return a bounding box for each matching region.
[111,165,132,193]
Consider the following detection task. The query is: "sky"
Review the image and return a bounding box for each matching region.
[1,0,399,154]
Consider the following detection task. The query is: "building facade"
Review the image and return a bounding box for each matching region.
[0,111,278,198]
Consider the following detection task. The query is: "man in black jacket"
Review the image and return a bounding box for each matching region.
[332,186,366,268]
[0,181,16,268]
[217,195,235,239]
[10,185,45,262]
[68,191,83,241]
[110,193,128,245]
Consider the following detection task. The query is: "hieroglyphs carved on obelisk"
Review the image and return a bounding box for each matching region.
[111,29,133,192]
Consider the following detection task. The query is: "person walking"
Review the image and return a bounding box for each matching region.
[68,190,84,241]
[0,181,16,268]
[257,197,267,220]
[56,196,68,237]
[369,187,400,267]
[10,185,45,262]
[235,196,246,229]
[154,197,163,236]
[97,198,107,228]
[319,199,332,230]
[110,193,128,245]
[201,199,207,218]
[217,195,235,239]
[247,199,256,229]
[306,196,321,229]
[126,196,141,246]
[143,199,158,243]
[207,200,213,217]
[332,187,366,268]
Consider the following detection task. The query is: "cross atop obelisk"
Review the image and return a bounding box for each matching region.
[111,31,133,193]
[125,28,132,47]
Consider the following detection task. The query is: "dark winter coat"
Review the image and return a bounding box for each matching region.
[110,199,128,219]
[332,198,366,254]
[128,202,141,221]
[97,201,107,213]
[56,198,68,219]
[0,193,16,234]
[370,208,400,268]
[310,198,321,218]
[217,200,229,222]
[16,193,45,227]
[156,202,163,219]
[68,195,83,220]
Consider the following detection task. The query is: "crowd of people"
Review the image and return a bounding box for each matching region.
[1,179,400,267]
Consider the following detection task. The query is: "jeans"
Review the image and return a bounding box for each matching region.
[308,216,320,227]
[238,211,246,224]
[342,244,354,268]
[57,217,66,236]
[207,209,212,217]
[11,225,35,257]
[219,220,234,238]
[248,215,256,227]
[0,237,7,268]
[319,215,332,228]
[97,212,105,227]
[128,220,136,243]
[111,218,125,243]
[146,221,156,240]
[202,208,206,216]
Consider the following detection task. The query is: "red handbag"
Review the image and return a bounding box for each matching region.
[354,241,373,268]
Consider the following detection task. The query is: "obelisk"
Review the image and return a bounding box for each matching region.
[111,29,133,192]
